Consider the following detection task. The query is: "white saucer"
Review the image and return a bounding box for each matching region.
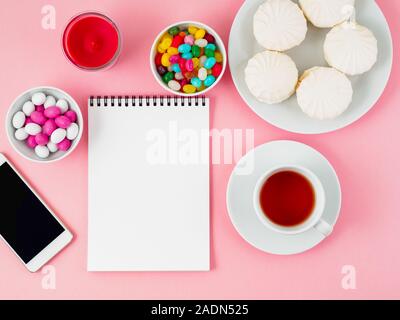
[226,140,341,255]
[228,0,393,134]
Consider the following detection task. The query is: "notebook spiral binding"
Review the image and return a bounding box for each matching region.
[89,95,207,107]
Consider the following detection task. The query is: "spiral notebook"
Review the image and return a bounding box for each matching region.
[88,96,210,271]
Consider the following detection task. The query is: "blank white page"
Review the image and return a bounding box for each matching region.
[88,96,209,271]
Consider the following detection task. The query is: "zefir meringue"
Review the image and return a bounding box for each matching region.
[245,50,298,104]
[296,67,353,120]
[253,0,307,51]
[324,22,378,75]
[299,0,355,28]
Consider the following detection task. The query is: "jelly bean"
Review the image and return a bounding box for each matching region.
[44,96,56,109]
[47,142,58,153]
[44,106,61,119]
[66,123,79,140]
[22,101,35,116]
[15,128,28,141]
[157,44,166,53]
[215,51,223,63]
[168,80,181,91]
[191,77,202,88]
[168,26,180,36]
[172,63,181,73]
[180,78,189,88]
[188,26,198,35]
[184,71,197,80]
[57,138,72,152]
[182,52,193,60]
[198,67,207,81]
[55,115,72,129]
[192,57,200,69]
[206,43,216,51]
[167,47,179,55]
[184,35,194,45]
[162,71,174,83]
[179,59,187,73]
[36,105,45,112]
[155,52,163,66]
[35,145,50,159]
[169,54,180,64]
[191,45,201,58]
[185,59,194,72]
[12,111,25,129]
[195,39,208,48]
[160,38,172,50]
[25,117,33,125]
[157,65,167,76]
[161,53,171,67]
[26,135,38,149]
[175,72,184,80]
[35,133,49,146]
[56,99,69,114]
[204,57,216,69]
[32,92,46,106]
[183,84,197,94]
[212,63,223,77]
[179,31,187,37]
[204,75,216,87]
[199,55,207,67]
[205,48,215,58]
[171,35,184,48]
[168,65,173,72]
[42,119,57,136]
[30,111,47,125]
[178,44,191,54]
[204,33,215,44]
[65,110,77,123]
[161,33,173,42]
[194,29,206,40]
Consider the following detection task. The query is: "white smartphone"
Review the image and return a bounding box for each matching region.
[0,153,73,272]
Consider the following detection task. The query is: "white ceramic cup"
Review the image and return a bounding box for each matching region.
[253,165,332,236]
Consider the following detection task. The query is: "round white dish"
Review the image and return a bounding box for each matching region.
[6,86,83,163]
[150,21,227,97]
[229,0,393,134]
[226,140,341,255]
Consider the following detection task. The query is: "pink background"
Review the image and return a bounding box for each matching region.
[0,0,399,299]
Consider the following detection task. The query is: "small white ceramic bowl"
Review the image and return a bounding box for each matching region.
[150,21,227,96]
[6,86,83,163]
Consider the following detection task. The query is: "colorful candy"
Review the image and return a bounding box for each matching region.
[155,25,224,94]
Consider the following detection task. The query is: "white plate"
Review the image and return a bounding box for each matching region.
[229,0,393,134]
[226,140,341,255]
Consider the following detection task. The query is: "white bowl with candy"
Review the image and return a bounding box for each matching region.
[6,86,83,162]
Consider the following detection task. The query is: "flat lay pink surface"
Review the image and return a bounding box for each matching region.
[0,0,399,299]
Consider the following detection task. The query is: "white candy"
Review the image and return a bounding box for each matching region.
[175,72,184,80]
[24,123,42,135]
[44,95,56,108]
[167,80,181,92]
[56,99,69,114]
[198,68,207,81]
[245,50,298,104]
[32,92,46,106]
[47,142,58,153]
[254,0,307,51]
[324,22,378,76]
[35,145,50,159]
[195,39,208,48]
[51,128,66,144]
[12,111,26,129]
[66,123,79,140]
[15,128,29,141]
[296,67,353,120]
[22,101,35,116]
[299,0,355,28]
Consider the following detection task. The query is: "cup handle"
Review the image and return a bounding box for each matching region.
[314,219,333,237]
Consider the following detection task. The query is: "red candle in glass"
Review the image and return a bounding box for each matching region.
[62,12,121,70]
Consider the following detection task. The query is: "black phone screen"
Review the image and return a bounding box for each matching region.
[0,162,65,263]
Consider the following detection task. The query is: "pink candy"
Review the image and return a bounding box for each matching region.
[185,59,194,72]
[44,106,62,119]
[184,35,194,45]
[169,54,180,64]
[55,115,71,129]
[57,138,71,151]
[42,119,57,136]
[25,117,33,125]
[64,110,77,123]
[26,135,38,149]
[35,133,49,146]
[35,105,45,112]
[30,111,47,125]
